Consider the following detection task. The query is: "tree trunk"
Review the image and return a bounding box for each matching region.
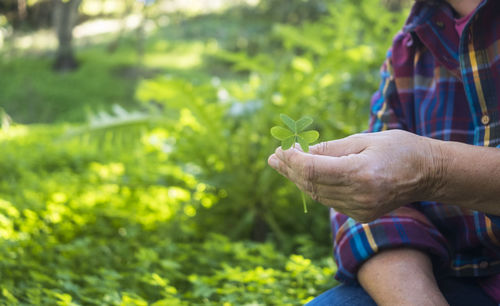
[18,0,27,21]
[53,0,82,72]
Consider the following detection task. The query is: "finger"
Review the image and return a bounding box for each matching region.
[301,183,358,202]
[275,147,357,185]
[312,197,367,216]
[286,169,357,200]
[270,151,334,193]
[267,153,292,179]
[293,143,304,152]
[309,134,369,157]
[319,200,376,223]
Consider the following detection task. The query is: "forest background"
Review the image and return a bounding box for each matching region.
[0,0,409,304]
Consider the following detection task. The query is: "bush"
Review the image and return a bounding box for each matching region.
[0,125,337,304]
[133,0,407,246]
[0,0,408,303]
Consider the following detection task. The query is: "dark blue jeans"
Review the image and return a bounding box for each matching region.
[306,277,497,306]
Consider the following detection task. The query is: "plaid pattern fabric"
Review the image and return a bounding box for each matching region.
[331,0,500,290]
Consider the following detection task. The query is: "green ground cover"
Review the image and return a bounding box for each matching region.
[0,126,337,304]
[0,0,407,304]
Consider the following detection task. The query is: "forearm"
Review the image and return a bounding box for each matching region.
[429,139,500,215]
[358,248,448,306]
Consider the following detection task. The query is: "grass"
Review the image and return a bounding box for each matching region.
[0,48,138,124]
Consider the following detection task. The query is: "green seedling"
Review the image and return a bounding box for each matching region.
[270,114,320,213]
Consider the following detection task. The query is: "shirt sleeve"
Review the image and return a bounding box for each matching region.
[331,206,451,283]
[366,48,407,133]
[330,48,450,284]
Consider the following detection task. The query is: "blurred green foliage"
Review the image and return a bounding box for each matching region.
[0,0,408,304]
[0,126,337,304]
[0,49,138,123]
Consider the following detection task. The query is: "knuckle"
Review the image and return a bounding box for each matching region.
[358,167,377,183]
[310,141,328,154]
[318,141,329,154]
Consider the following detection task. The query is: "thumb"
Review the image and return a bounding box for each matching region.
[309,134,369,157]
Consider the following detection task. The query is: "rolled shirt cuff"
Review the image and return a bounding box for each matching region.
[332,208,451,284]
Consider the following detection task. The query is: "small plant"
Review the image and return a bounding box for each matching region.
[270,114,320,213]
[270,114,319,153]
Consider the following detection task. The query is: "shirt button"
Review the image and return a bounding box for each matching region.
[436,21,445,29]
[480,261,489,269]
[481,115,490,125]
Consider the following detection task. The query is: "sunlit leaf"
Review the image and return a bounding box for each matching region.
[280,114,296,132]
[295,117,313,132]
[281,136,295,150]
[292,57,313,74]
[298,130,319,143]
[270,126,294,140]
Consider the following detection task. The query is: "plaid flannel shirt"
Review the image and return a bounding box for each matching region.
[331,0,500,291]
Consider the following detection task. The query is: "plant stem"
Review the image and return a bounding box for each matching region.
[301,191,308,213]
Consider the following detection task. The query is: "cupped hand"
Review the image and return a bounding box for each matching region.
[267,130,443,223]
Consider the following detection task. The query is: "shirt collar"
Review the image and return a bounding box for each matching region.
[402,0,488,34]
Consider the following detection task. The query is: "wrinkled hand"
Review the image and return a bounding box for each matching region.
[268,130,443,223]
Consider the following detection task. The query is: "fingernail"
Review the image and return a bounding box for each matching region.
[268,156,279,168]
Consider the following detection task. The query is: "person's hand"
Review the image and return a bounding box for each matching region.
[267,130,444,222]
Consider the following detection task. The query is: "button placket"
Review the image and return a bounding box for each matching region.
[481,115,490,126]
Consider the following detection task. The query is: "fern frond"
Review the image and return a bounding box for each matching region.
[63,104,164,150]
[88,105,158,131]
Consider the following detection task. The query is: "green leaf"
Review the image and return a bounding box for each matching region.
[295,117,313,132]
[270,126,294,140]
[280,114,296,132]
[2,288,18,303]
[297,136,309,152]
[281,136,295,150]
[298,130,319,143]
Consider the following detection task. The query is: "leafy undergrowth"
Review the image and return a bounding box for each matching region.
[0,0,411,303]
[0,125,337,305]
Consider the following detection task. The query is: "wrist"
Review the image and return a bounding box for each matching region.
[422,137,449,202]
